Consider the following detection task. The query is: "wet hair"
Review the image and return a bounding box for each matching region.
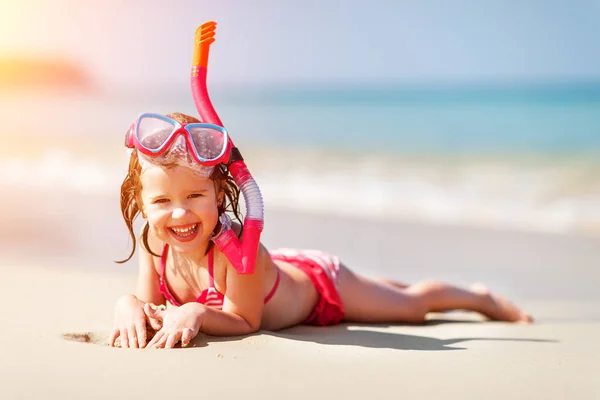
[116,112,243,263]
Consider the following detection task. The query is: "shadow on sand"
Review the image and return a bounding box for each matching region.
[200,319,558,351]
[63,319,557,351]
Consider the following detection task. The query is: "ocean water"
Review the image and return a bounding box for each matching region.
[2,83,600,236]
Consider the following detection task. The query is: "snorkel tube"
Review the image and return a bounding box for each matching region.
[191,21,264,274]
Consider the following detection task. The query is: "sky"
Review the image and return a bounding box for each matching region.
[0,0,599,89]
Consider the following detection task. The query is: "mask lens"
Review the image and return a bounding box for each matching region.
[137,116,176,150]
[187,125,227,161]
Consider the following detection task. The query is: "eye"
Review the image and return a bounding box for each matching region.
[152,198,170,204]
[188,193,204,199]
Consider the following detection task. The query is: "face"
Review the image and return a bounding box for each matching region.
[139,164,221,256]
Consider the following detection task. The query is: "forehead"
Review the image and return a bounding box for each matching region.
[140,165,213,193]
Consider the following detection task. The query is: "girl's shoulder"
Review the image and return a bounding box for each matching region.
[213,221,272,273]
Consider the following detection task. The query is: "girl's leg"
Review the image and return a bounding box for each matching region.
[374,278,409,289]
[338,266,532,324]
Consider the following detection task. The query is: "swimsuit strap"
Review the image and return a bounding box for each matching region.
[208,245,215,287]
[159,243,181,306]
[160,243,169,282]
[264,267,281,303]
[161,243,215,288]
[161,243,278,305]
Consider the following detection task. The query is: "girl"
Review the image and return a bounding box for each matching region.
[109,112,532,349]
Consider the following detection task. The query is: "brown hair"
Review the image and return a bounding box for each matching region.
[116,112,243,263]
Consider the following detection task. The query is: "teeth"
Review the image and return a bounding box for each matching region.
[171,224,197,236]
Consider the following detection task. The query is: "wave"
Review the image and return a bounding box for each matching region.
[2,148,599,237]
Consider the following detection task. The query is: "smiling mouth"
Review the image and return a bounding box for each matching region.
[169,224,199,238]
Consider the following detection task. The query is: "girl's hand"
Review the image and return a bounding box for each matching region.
[144,302,205,348]
[108,294,162,348]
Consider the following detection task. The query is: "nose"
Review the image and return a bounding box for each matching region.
[171,207,186,219]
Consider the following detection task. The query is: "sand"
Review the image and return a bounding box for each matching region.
[1,261,598,400]
[1,190,599,399]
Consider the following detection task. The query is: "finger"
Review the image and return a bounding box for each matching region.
[144,303,165,321]
[135,320,147,348]
[146,329,165,348]
[120,328,129,348]
[108,329,120,347]
[127,324,137,349]
[151,331,169,349]
[128,325,138,349]
[181,328,194,348]
[148,317,163,331]
[165,331,182,349]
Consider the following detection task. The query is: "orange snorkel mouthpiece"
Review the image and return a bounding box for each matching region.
[192,21,216,72]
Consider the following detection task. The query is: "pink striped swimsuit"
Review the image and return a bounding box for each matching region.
[158,244,280,309]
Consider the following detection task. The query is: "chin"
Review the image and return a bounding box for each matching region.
[168,237,207,254]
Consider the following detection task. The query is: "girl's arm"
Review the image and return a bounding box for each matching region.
[135,227,165,305]
[110,227,164,348]
[198,242,270,335]
[144,242,270,347]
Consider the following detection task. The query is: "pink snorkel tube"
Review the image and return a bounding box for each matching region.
[191,21,264,274]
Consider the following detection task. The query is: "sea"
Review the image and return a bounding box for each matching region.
[2,82,600,237]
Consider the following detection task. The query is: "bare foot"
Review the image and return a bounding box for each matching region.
[470,283,533,323]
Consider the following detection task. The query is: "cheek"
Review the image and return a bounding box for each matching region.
[191,202,219,229]
[145,209,169,231]
[199,202,220,221]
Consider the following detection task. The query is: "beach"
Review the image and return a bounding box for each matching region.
[2,186,599,399]
[1,88,599,399]
[2,2,600,397]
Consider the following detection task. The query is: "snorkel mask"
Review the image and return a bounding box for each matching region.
[125,113,228,177]
[125,21,264,274]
